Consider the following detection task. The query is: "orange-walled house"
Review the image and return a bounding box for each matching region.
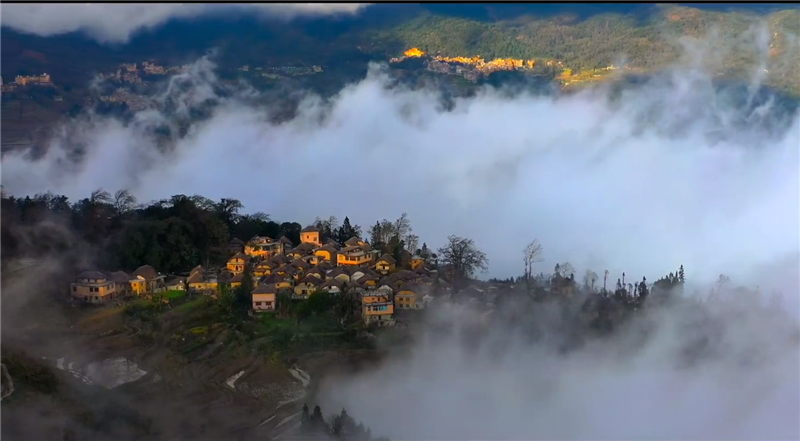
[252,284,277,312]
[410,255,425,270]
[300,226,322,247]
[315,244,339,263]
[361,290,394,326]
[337,246,377,267]
[227,252,248,274]
[395,283,430,310]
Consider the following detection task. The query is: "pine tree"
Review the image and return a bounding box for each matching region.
[300,403,311,433]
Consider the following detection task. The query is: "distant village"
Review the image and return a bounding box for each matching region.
[390,47,623,85]
[70,226,468,327]
[0,73,53,92]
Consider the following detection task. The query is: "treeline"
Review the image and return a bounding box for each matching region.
[0,188,432,276]
[300,404,387,441]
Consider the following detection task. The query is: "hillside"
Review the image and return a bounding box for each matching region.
[2,4,798,90]
[0,4,798,152]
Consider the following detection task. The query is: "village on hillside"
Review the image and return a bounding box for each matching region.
[70,226,486,327]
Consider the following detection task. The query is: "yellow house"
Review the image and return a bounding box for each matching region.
[294,276,322,298]
[225,272,244,290]
[253,261,274,278]
[252,284,277,312]
[362,291,394,326]
[187,269,218,292]
[337,246,375,266]
[245,236,284,260]
[300,225,322,247]
[70,271,121,304]
[227,252,248,274]
[133,264,165,293]
[410,255,425,270]
[395,283,428,310]
[130,276,147,295]
[315,245,338,263]
[263,273,293,291]
[305,268,325,280]
[375,254,396,274]
[360,276,379,289]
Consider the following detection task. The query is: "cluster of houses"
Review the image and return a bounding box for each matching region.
[70,226,450,326]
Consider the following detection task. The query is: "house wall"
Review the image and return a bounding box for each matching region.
[71,281,118,304]
[227,258,245,274]
[337,254,374,266]
[252,293,276,311]
[376,261,394,273]
[315,249,334,262]
[301,232,321,246]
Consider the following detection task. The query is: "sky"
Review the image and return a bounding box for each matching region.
[0,3,369,43]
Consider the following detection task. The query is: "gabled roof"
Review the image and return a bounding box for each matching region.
[108,271,131,282]
[133,265,158,281]
[78,270,106,280]
[301,225,320,233]
[252,283,277,295]
[344,236,362,247]
[377,254,396,264]
[229,252,249,262]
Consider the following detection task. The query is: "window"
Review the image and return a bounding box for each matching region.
[72,287,77,292]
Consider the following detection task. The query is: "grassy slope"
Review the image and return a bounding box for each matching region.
[370,5,800,93]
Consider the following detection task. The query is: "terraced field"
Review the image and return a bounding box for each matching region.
[0,263,345,440]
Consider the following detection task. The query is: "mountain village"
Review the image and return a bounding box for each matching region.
[69,226,457,327]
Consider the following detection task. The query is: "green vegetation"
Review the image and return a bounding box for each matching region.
[373,5,800,93]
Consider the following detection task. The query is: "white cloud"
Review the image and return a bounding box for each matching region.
[317,296,800,440]
[2,27,799,441]
[2,38,799,296]
[0,3,369,43]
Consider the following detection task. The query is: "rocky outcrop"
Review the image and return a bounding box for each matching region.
[1,363,15,401]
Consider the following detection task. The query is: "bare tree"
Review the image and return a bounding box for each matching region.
[90,188,112,205]
[437,235,488,285]
[113,189,137,216]
[603,269,609,293]
[583,269,599,292]
[404,234,420,255]
[716,273,731,293]
[522,240,544,285]
[558,262,575,279]
[250,211,271,222]
[393,212,412,240]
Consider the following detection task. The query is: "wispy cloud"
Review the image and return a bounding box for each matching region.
[0,3,369,43]
[2,32,798,295]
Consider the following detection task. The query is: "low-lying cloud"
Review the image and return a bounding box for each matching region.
[0,3,369,43]
[2,35,799,297]
[317,294,800,440]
